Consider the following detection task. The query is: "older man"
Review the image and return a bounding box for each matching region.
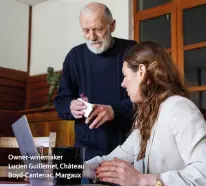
[54,2,136,161]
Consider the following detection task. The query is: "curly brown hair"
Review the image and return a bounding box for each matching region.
[123,41,188,160]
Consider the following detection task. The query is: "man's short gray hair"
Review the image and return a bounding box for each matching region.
[103,6,113,23]
[80,3,113,23]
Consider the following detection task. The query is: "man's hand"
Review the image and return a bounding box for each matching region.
[70,99,87,119]
[85,104,114,129]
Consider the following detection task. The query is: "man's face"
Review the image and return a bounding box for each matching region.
[80,12,114,54]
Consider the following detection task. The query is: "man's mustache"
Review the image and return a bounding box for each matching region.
[87,41,101,44]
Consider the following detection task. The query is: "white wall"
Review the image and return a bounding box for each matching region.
[0,0,29,72]
[30,0,132,75]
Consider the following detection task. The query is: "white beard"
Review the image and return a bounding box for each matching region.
[86,32,112,54]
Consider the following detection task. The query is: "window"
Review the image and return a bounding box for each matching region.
[183,5,206,45]
[184,47,206,86]
[133,0,206,112]
[136,0,171,11]
[189,91,206,110]
[140,14,171,48]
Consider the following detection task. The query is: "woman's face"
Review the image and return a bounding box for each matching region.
[121,62,145,103]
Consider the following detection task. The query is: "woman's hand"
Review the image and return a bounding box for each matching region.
[96,157,146,186]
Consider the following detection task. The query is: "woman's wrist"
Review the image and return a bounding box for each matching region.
[141,174,160,186]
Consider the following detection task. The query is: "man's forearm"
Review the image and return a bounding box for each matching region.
[111,98,133,129]
[54,96,74,120]
[111,98,133,120]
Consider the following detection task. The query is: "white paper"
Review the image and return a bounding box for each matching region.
[77,98,93,117]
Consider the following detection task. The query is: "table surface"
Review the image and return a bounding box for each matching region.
[0,183,106,186]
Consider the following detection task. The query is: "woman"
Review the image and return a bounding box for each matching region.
[83,41,206,186]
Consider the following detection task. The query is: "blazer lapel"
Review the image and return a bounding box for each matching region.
[144,121,158,173]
